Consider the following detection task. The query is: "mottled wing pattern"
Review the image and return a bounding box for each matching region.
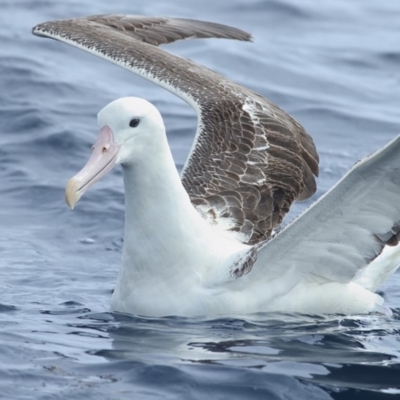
[182,92,319,244]
[32,15,319,245]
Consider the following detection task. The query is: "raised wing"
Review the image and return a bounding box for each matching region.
[254,134,400,285]
[33,14,252,45]
[32,14,319,245]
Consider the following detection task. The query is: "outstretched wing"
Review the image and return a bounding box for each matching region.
[33,14,319,245]
[253,134,400,286]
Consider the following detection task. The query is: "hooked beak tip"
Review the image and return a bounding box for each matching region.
[64,125,119,210]
[65,177,80,209]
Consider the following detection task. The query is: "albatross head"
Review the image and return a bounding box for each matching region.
[65,97,164,209]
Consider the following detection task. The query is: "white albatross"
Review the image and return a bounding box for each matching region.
[33,15,400,316]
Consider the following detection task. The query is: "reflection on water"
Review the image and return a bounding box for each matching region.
[28,308,400,399]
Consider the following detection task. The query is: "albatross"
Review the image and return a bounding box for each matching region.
[32,15,400,316]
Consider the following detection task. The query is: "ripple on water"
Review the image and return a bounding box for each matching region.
[2,0,400,399]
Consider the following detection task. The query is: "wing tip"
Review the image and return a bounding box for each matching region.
[32,23,51,37]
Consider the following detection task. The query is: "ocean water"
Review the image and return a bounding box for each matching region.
[2,0,400,398]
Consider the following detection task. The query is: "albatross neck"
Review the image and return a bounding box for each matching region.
[120,132,216,282]
[112,128,252,315]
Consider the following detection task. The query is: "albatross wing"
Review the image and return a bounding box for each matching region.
[253,134,400,291]
[32,15,319,245]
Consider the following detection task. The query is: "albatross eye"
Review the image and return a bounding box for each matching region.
[129,118,140,128]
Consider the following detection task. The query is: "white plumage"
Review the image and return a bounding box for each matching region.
[32,15,400,317]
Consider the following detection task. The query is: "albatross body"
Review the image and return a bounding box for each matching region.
[33,15,400,316]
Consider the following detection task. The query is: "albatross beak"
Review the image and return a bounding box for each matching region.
[65,125,120,209]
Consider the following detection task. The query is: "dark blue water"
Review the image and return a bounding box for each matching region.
[2,1,400,399]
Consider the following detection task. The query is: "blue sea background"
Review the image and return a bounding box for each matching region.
[2,0,400,398]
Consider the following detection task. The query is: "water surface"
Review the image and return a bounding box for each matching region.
[1,0,400,398]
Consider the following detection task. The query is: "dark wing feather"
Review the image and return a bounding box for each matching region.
[182,94,318,244]
[32,14,319,245]
[33,14,251,44]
